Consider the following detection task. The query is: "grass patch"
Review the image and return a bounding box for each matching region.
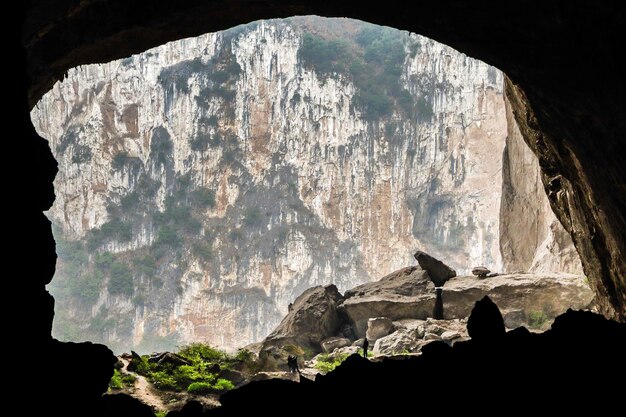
[314,353,349,374]
[527,310,549,329]
[132,343,238,393]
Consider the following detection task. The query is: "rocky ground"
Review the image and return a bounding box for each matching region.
[259,253,593,374]
[107,253,594,413]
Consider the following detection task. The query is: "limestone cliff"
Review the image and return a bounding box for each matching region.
[30,17,571,352]
[499,95,583,274]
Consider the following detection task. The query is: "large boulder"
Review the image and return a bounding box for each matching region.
[340,268,592,337]
[320,337,351,353]
[467,296,506,341]
[373,329,427,356]
[260,284,344,366]
[414,251,457,286]
[366,317,393,341]
[442,272,594,326]
[471,266,491,278]
[339,267,435,337]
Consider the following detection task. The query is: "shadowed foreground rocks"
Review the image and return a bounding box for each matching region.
[204,298,625,416]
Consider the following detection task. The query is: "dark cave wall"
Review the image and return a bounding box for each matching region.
[505,79,625,320]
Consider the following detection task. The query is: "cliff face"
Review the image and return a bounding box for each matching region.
[31,17,564,352]
[499,96,583,275]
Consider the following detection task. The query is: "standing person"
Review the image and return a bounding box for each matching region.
[362,338,369,358]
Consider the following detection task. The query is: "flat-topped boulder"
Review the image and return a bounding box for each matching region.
[339,267,434,337]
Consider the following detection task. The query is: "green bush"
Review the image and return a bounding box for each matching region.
[150,371,178,391]
[70,270,104,303]
[133,254,157,277]
[109,369,123,390]
[314,353,349,373]
[174,364,210,387]
[213,378,234,391]
[235,348,254,362]
[187,381,212,394]
[95,252,115,270]
[156,225,180,247]
[179,343,227,363]
[109,262,134,296]
[89,218,133,247]
[527,311,549,329]
[121,373,137,386]
[299,33,350,75]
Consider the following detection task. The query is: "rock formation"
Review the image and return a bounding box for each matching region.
[466,296,505,341]
[414,250,456,286]
[499,94,583,275]
[471,266,490,277]
[340,267,434,337]
[365,317,393,342]
[260,264,594,359]
[260,284,343,355]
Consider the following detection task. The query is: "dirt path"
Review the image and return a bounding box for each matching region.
[120,358,167,412]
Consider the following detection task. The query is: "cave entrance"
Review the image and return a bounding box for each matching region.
[31,15,591,371]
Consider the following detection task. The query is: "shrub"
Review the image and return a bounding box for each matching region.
[179,343,227,363]
[235,348,254,362]
[109,369,123,390]
[109,262,134,296]
[131,355,152,375]
[95,252,115,270]
[133,254,157,277]
[70,270,104,303]
[314,353,349,374]
[187,382,212,394]
[87,218,133,250]
[150,371,178,391]
[174,365,208,387]
[155,225,180,247]
[527,311,549,329]
[213,378,234,391]
[121,373,137,386]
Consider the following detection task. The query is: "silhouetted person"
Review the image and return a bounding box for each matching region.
[433,287,444,319]
[287,355,300,373]
[362,338,369,358]
[466,295,505,341]
[288,302,293,312]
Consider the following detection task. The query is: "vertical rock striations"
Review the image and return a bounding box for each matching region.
[499,94,583,275]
